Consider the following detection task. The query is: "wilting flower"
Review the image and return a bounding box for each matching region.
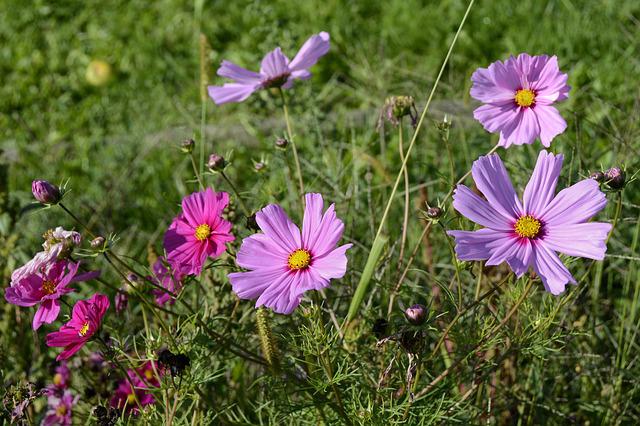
[208,32,330,104]
[32,180,62,205]
[5,261,100,330]
[471,53,570,148]
[229,193,352,314]
[46,294,110,361]
[163,189,234,275]
[11,227,82,286]
[149,257,184,306]
[110,365,159,413]
[448,151,611,294]
[42,390,78,426]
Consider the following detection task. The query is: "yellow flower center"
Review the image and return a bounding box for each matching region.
[56,404,67,416]
[78,321,90,337]
[53,373,63,386]
[127,392,137,405]
[194,224,211,241]
[514,89,535,107]
[288,249,311,270]
[145,369,154,380]
[514,215,542,238]
[41,280,57,295]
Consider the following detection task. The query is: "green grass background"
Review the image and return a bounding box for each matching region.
[1,0,639,424]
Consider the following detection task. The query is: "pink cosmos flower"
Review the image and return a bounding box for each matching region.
[208,32,330,104]
[163,189,234,275]
[45,294,110,361]
[52,362,71,390]
[42,390,78,426]
[150,257,185,306]
[448,151,611,294]
[228,193,352,314]
[4,261,100,330]
[10,227,81,285]
[471,53,570,148]
[110,363,160,413]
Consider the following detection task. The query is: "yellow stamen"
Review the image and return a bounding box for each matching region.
[56,404,67,416]
[78,321,90,337]
[288,249,311,270]
[194,224,211,241]
[514,89,535,107]
[41,280,57,295]
[127,393,136,405]
[145,369,154,380]
[53,373,63,386]
[514,215,542,238]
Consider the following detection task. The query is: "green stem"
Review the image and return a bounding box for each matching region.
[220,171,250,216]
[278,88,304,203]
[59,203,96,238]
[190,152,205,190]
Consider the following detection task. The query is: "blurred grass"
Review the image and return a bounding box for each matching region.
[1,0,640,423]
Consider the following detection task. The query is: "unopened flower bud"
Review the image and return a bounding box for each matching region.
[90,236,106,249]
[275,137,289,149]
[254,161,266,172]
[207,154,226,172]
[590,171,605,182]
[181,138,195,154]
[32,180,62,204]
[605,167,625,190]
[382,96,417,127]
[426,207,443,219]
[404,304,427,325]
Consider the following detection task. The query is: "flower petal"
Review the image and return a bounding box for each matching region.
[499,107,540,147]
[506,239,534,277]
[236,233,288,270]
[522,150,564,215]
[532,241,576,295]
[543,222,612,260]
[217,60,261,84]
[288,32,330,71]
[228,267,286,301]
[473,102,518,134]
[447,229,513,261]
[470,65,516,103]
[260,47,290,78]
[534,105,567,147]
[471,154,523,220]
[301,193,346,255]
[452,185,513,230]
[256,204,302,253]
[33,299,60,330]
[539,179,607,226]
[255,271,301,314]
[207,83,258,105]
[311,243,352,281]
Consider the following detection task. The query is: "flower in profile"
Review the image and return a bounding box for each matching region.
[32,180,62,205]
[42,390,78,426]
[5,261,100,330]
[448,151,611,294]
[149,257,184,306]
[11,227,82,285]
[46,294,110,361]
[110,365,159,413]
[208,32,330,104]
[228,193,352,314]
[471,53,570,148]
[163,189,234,275]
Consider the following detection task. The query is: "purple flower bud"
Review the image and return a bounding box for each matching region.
[90,236,105,249]
[181,138,195,154]
[31,180,61,204]
[254,161,266,172]
[404,304,427,325]
[590,171,605,182]
[115,291,128,313]
[426,207,443,219]
[275,137,289,149]
[605,167,625,190]
[207,154,226,172]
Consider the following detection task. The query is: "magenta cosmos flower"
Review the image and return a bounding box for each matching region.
[4,261,100,330]
[42,390,78,426]
[228,193,352,314]
[164,189,234,275]
[150,257,185,306]
[448,151,611,294]
[471,53,570,148]
[46,294,110,361]
[110,363,160,413]
[208,32,330,104]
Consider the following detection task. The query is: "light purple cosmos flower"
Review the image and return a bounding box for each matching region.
[471,53,570,148]
[4,261,100,330]
[448,151,611,295]
[228,193,352,314]
[42,390,78,426]
[208,32,330,104]
[10,227,82,285]
[149,257,185,306]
